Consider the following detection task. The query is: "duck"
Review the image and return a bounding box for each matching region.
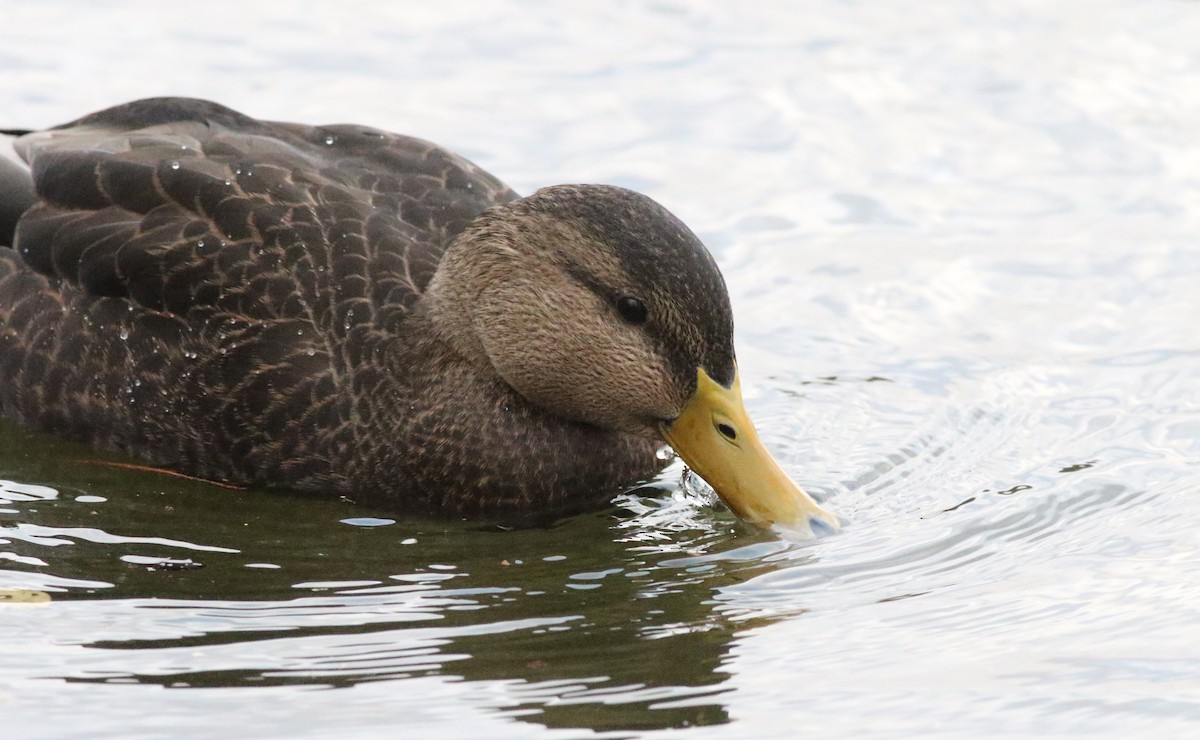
[0,97,836,533]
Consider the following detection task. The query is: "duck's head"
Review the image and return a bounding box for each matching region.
[428,184,837,534]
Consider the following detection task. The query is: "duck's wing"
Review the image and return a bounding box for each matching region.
[0,99,519,486]
[11,97,519,334]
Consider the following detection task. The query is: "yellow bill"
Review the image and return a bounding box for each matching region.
[661,367,839,534]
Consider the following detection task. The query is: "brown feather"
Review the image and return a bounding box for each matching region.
[0,98,739,522]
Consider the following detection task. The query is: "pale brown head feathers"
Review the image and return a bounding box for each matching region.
[424,184,736,438]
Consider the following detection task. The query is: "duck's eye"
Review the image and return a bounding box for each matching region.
[616,296,648,324]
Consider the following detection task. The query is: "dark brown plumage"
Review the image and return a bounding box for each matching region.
[0,97,751,523]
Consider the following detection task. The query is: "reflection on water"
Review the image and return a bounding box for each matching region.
[0,423,784,731]
[3,0,1200,737]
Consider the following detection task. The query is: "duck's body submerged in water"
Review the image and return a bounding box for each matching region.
[0,98,835,533]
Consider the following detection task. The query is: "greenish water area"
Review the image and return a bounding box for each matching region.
[0,416,793,733]
[3,1,1200,737]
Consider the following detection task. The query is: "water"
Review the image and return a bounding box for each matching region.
[2,1,1199,736]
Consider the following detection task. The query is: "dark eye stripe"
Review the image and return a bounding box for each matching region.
[616,296,648,324]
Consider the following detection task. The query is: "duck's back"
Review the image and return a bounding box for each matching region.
[4,97,518,318]
[0,97,519,488]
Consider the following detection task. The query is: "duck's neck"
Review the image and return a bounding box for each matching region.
[370,297,662,522]
[419,222,505,372]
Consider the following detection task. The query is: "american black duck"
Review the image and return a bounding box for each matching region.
[0,98,836,533]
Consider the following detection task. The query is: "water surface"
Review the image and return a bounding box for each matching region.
[2,1,1199,737]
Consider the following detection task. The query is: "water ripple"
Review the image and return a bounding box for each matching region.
[3,1,1200,737]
